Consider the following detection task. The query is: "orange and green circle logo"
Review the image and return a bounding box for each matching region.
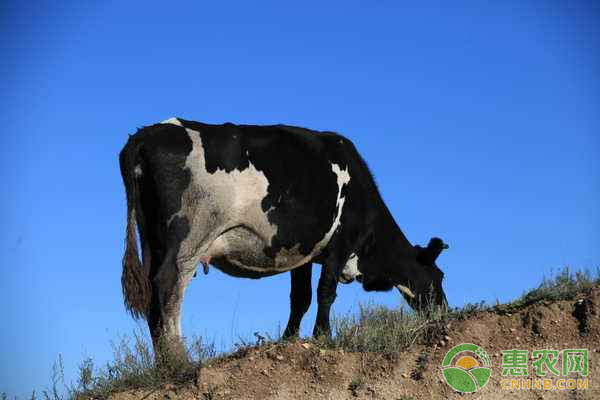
[442,343,492,392]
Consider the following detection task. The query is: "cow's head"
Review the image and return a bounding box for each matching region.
[339,235,448,312]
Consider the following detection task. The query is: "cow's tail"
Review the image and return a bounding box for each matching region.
[119,135,151,319]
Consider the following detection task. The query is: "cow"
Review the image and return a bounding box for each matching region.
[119,117,448,361]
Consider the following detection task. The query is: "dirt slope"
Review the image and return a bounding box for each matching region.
[112,288,599,400]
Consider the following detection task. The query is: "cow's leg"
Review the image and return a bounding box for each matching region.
[313,258,343,338]
[147,246,194,365]
[283,263,312,338]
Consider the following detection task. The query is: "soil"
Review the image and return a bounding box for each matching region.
[111,287,600,399]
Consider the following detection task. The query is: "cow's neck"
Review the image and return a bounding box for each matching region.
[372,202,416,261]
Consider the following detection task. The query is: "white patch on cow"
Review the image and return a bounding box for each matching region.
[340,253,361,283]
[134,164,143,177]
[171,127,278,273]
[161,117,183,126]
[396,284,416,299]
[172,128,277,258]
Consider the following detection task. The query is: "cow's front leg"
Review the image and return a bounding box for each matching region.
[313,258,343,338]
[148,248,194,365]
[283,263,312,338]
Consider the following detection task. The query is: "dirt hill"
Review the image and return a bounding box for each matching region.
[108,285,599,400]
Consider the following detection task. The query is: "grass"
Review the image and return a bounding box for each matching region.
[330,303,443,354]
[328,267,599,354]
[32,330,217,400]
[25,266,598,399]
[495,266,599,314]
[85,333,218,399]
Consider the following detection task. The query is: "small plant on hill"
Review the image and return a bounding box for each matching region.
[410,352,429,381]
[348,375,364,397]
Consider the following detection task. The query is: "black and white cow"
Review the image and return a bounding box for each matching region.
[119,117,448,360]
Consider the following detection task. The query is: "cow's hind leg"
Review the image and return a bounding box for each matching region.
[147,243,195,366]
[283,263,312,338]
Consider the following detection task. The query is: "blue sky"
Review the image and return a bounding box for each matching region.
[1,1,598,396]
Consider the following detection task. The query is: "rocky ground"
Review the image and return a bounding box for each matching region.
[108,287,599,400]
